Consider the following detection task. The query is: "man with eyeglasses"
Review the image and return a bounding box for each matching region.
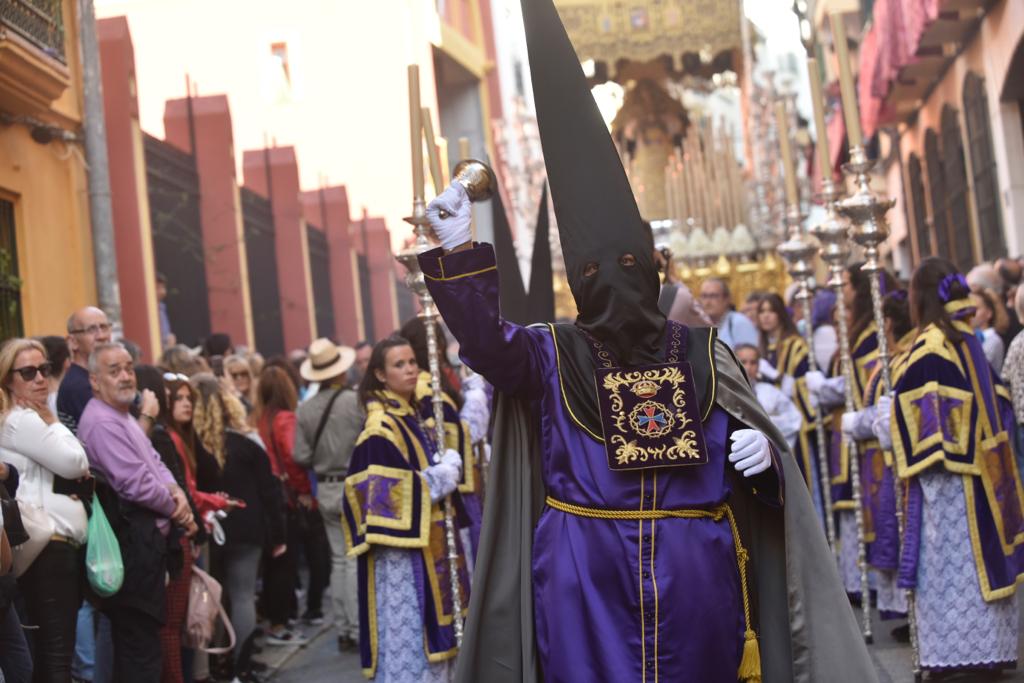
[78,342,195,683]
[58,307,158,683]
[699,278,759,350]
[57,307,159,436]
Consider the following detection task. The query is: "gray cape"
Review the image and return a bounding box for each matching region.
[454,340,878,682]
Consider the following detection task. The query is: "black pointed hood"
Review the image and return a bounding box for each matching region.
[521,0,664,365]
[491,187,529,325]
[527,185,555,323]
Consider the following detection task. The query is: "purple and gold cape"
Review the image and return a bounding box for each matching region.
[892,319,1024,600]
[341,392,472,677]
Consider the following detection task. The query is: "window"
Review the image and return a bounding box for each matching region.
[963,72,1006,261]
[940,106,975,272]
[0,200,23,341]
[907,153,931,262]
[924,129,950,261]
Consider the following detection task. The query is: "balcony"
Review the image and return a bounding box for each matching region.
[0,0,65,63]
[0,0,70,116]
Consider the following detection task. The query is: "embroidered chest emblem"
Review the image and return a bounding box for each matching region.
[631,401,673,437]
[595,362,709,472]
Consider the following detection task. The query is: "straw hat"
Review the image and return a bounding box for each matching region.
[300,338,356,382]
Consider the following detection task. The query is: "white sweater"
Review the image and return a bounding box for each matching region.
[1,406,90,543]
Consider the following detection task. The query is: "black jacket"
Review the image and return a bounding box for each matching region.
[0,464,20,614]
[150,425,209,551]
[219,431,285,549]
[90,471,167,622]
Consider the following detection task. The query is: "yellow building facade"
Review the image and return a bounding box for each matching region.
[0,0,97,338]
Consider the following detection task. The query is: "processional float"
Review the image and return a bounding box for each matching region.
[398,65,495,647]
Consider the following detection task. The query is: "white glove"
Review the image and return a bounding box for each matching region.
[438,448,463,474]
[805,370,826,396]
[728,429,773,477]
[426,182,473,251]
[780,375,796,401]
[841,411,858,438]
[872,394,894,450]
[204,510,226,546]
[423,448,463,503]
[758,358,780,381]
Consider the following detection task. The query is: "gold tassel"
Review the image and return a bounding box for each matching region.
[738,628,761,682]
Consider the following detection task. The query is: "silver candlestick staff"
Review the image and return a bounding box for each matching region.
[772,100,838,555]
[776,205,837,551]
[836,144,920,678]
[399,65,465,647]
[829,10,920,676]
[810,176,873,644]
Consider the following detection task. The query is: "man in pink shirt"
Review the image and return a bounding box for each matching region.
[78,342,194,683]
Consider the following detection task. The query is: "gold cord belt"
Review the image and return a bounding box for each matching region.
[544,496,762,681]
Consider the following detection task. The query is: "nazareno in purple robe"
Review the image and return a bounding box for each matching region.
[421,243,785,682]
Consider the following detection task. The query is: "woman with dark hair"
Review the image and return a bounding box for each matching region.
[805,264,898,599]
[398,317,462,409]
[879,257,1024,675]
[344,336,469,681]
[756,294,820,504]
[833,292,916,638]
[254,366,309,646]
[399,317,481,556]
[191,373,285,682]
[135,366,226,683]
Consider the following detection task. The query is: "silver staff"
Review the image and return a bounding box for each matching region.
[776,206,836,550]
[400,71,474,645]
[836,144,921,678]
[811,176,873,644]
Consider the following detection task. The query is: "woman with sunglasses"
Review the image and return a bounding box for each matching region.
[223,355,256,415]
[0,338,90,681]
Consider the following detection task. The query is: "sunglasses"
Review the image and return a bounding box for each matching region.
[163,372,189,383]
[11,362,53,382]
[230,371,251,380]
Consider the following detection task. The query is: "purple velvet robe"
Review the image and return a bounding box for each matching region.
[893,321,1024,600]
[764,335,817,489]
[421,244,783,682]
[828,325,879,508]
[342,394,472,678]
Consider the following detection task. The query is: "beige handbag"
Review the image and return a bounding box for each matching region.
[12,499,54,577]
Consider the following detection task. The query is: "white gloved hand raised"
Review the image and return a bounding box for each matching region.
[728,429,773,477]
[426,182,473,251]
[423,448,464,503]
[758,358,780,381]
[805,370,826,396]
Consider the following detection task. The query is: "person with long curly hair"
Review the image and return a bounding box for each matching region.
[191,373,285,682]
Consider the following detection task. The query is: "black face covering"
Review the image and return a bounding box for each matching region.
[571,249,666,367]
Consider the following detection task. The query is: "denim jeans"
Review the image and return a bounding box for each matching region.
[0,605,32,683]
[71,603,113,683]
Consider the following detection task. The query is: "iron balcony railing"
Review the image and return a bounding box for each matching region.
[0,0,65,63]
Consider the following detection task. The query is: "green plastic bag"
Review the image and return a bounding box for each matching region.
[85,496,123,597]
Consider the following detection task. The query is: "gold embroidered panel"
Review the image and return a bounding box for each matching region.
[554,0,742,66]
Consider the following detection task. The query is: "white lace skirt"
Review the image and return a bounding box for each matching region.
[916,471,1018,669]
[373,548,452,683]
